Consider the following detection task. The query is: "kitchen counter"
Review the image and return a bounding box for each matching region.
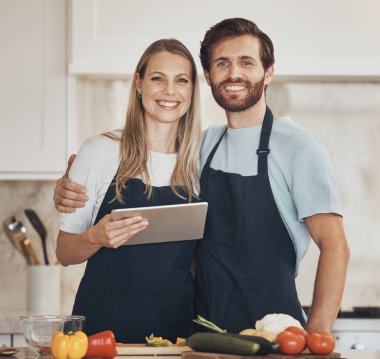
[9,348,380,359]
[0,309,58,334]
[0,309,27,334]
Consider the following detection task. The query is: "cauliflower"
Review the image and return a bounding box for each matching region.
[255,313,303,335]
[239,329,277,342]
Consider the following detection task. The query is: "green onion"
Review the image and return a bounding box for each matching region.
[193,315,228,333]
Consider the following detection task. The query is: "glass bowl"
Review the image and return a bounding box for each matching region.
[19,315,85,354]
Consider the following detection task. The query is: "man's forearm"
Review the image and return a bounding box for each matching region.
[306,241,350,332]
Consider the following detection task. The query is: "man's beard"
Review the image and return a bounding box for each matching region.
[210,75,265,112]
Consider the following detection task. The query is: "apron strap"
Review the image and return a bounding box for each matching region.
[256,106,273,177]
[201,127,227,199]
[204,127,228,169]
[202,105,273,182]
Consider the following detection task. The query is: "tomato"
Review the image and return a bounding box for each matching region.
[276,330,306,355]
[306,332,335,355]
[285,326,308,339]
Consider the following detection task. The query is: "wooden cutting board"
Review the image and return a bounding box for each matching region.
[181,350,341,359]
[117,344,191,356]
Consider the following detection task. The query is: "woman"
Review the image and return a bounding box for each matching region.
[56,39,202,343]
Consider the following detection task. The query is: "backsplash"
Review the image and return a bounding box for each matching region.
[0,181,85,313]
[1,78,379,313]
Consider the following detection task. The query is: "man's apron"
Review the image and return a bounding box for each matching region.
[195,107,305,333]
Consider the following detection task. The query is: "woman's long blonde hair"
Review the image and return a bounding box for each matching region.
[114,39,201,203]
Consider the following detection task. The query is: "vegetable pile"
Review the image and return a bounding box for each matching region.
[50,313,336,358]
[192,314,336,356]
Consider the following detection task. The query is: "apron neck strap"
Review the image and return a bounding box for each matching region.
[203,106,273,175]
[204,127,228,169]
[256,106,273,176]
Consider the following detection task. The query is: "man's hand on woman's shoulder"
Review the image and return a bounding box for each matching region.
[53,154,89,213]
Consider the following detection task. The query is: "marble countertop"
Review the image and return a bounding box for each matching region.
[7,348,380,359]
[0,309,59,334]
[0,309,27,334]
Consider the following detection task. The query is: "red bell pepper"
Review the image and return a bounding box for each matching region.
[85,331,117,358]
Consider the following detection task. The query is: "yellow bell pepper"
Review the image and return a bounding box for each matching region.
[51,331,88,359]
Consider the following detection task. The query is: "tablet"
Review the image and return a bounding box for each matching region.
[111,202,208,245]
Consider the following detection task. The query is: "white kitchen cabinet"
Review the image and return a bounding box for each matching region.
[69,0,380,77]
[0,0,67,180]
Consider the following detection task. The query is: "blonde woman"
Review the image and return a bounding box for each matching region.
[56,39,202,343]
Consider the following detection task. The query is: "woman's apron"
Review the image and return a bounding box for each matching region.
[73,177,198,343]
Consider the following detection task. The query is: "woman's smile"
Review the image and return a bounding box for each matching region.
[156,100,181,109]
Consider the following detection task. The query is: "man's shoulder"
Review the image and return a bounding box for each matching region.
[272,116,320,150]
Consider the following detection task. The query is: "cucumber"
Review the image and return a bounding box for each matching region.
[221,333,279,354]
[186,333,260,355]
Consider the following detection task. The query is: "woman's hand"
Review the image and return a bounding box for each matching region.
[88,214,149,248]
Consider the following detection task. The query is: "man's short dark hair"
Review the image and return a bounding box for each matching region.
[200,17,275,72]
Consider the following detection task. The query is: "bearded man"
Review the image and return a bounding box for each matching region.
[195,18,349,334]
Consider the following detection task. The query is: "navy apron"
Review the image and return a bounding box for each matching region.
[72,176,198,343]
[195,107,305,333]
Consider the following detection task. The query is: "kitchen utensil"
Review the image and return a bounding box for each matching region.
[3,216,41,265]
[21,238,41,265]
[20,315,85,354]
[3,216,26,255]
[24,209,49,265]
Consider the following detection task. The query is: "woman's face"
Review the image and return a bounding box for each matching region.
[136,51,193,126]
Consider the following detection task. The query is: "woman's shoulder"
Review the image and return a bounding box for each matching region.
[81,129,121,156]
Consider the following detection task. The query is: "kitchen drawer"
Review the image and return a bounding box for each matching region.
[333,318,380,349]
[13,334,27,347]
[0,334,26,347]
[0,334,11,346]
[334,330,380,350]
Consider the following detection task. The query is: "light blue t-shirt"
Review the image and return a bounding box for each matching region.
[200,116,342,274]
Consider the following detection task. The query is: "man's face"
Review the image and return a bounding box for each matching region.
[205,35,273,112]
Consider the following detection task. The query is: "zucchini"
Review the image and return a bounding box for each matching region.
[186,333,260,355]
[221,333,279,354]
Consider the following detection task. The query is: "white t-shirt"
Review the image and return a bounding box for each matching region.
[59,132,177,234]
[200,116,342,273]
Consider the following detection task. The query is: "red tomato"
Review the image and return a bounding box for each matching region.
[286,326,308,339]
[306,332,335,355]
[277,330,306,355]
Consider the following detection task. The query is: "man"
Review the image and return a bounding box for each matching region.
[54,18,349,333]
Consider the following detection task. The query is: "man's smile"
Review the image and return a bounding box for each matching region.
[224,85,246,92]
